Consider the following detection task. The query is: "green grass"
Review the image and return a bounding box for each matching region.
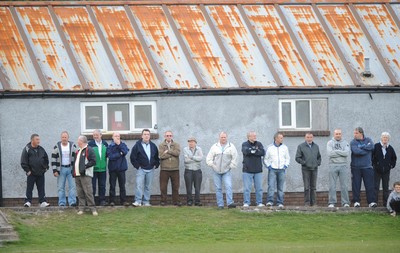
[2,207,399,253]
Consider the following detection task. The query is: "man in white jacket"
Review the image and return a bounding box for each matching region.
[264,132,290,208]
[206,132,238,209]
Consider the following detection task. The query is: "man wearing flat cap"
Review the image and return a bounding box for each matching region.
[183,137,203,206]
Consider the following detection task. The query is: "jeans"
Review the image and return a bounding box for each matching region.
[213,170,233,207]
[57,166,76,206]
[160,170,180,203]
[92,171,107,203]
[267,169,285,205]
[25,174,46,204]
[374,170,390,206]
[301,168,318,206]
[351,167,375,204]
[75,175,96,211]
[184,169,202,203]
[109,170,126,204]
[328,164,349,206]
[135,168,154,204]
[243,172,263,205]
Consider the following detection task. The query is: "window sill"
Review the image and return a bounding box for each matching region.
[83,133,160,141]
[279,130,330,137]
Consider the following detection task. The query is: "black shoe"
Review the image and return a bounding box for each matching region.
[217,206,224,210]
[187,201,193,206]
[109,202,115,207]
[99,201,106,206]
[195,202,203,206]
[123,202,130,207]
[228,203,238,209]
[160,202,166,206]
[174,202,182,207]
[70,203,77,207]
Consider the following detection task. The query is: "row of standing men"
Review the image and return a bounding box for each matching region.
[20,127,398,215]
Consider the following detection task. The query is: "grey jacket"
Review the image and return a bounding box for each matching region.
[327,138,350,165]
[183,146,203,171]
[295,142,321,170]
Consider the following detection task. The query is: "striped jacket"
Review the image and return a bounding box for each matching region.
[51,141,77,174]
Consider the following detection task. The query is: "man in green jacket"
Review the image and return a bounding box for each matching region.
[88,129,108,206]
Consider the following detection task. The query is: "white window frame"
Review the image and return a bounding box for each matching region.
[279,99,312,130]
[81,101,157,134]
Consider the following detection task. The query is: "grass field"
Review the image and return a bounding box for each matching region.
[2,207,399,253]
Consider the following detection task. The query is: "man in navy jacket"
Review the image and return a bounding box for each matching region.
[130,129,160,206]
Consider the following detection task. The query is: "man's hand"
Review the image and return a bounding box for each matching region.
[27,171,31,176]
[53,172,59,177]
[164,150,168,154]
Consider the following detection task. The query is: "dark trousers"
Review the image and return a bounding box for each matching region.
[184,169,202,203]
[25,174,46,203]
[92,171,107,203]
[109,170,126,204]
[351,167,375,204]
[301,168,318,206]
[160,170,180,203]
[389,199,400,213]
[374,170,390,206]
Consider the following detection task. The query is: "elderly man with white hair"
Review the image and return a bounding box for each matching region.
[372,132,397,207]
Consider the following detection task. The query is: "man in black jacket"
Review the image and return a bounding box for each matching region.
[130,129,160,207]
[21,134,50,208]
[372,132,397,206]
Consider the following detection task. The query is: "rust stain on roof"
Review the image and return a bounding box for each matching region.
[0,7,39,90]
[93,6,159,89]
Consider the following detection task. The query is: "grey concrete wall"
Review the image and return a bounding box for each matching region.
[1,93,399,201]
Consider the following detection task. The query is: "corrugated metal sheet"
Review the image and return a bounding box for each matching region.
[169,5,237,88]
[0,2,399,92]
[318,5,391,86]
[53,6,121,90]
[243,5,315,86]
[354,4,400,83]
[16,7,81,90]
[0,7,41,90]
[206,5,277,87]
[282,5,353,86]
[131,6,198,88]
[93,6,160,89]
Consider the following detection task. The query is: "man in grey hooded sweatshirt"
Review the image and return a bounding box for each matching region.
[327,128,350,208]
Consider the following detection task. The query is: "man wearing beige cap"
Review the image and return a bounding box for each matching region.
[183,137,204,206]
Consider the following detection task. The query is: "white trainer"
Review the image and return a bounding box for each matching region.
[243,203,250,207]
[278,204,284,208]
[143,203,152,207]
[24,202,31,207]
[92,211,98,216]
[40,202,50,208]
[328,204,335,208]
[77,210,84,215]
[354,202,361,207]
[257,203,265,207]
[343,204,350,208]
[266,202,273,207]
[369,202,377,208]
[132,202,142,207]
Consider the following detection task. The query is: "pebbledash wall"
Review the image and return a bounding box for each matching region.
[0,92,399,205]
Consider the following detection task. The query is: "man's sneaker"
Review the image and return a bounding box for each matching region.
[70,203,77,207]
[328,204,335,208]
[143,203,152,207]
[24,202,31,207]
[343,204,350,208]
[123,202,131,207]
[278,204,284,209]
[354,202,361,208]
[228,203,237,209]
[243,203,250,207]
[132,202,141,207]
[390,211,396,217]
[369,202,377,208]
[77,210,84,215]
[257,203,265,207]
[266,202,273,207]
[40,202,50,208]
[92,211,98,216]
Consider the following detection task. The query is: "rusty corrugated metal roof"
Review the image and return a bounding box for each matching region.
[0,1,399,92]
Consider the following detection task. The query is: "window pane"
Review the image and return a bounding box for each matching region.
[135,105,152,129]
[296,100,310,128]
[281,102,292,126]
[85,106,103,130]
[312,99,328,130]
[107,104,130,131]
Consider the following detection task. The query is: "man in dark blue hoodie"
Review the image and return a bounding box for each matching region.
[350,127,376,208]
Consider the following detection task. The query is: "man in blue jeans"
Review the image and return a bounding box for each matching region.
[241,131,265,207]
[51,131,77,207]
[350,127,376,208]
[264,132,290,208]
[130,129,160,207]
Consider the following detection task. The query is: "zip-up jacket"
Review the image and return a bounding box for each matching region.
[51,141,77,174]
[264,142,290,170]
[372,142,397,174]
[295,142,321,170]
[21,143,49,176]
[73,145,96,177]
[106,141,129,172]
[350,137,374,169]
[184,146,203,171]
[159,140,181,171]
[206,142,238,174]
[88,140,108,172]
[242,140,265,173]
[130,139,160,170]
